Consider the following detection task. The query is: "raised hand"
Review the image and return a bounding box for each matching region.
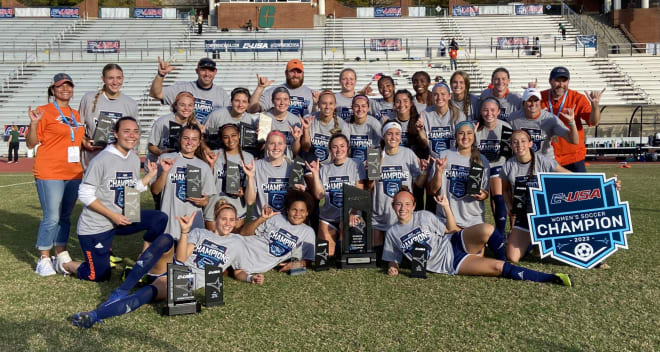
[204,150,220,167]
[256,74,274,89]
[559,107,575,122]
[241,159,255,178]
[289,124,303,141]
[415,118,427,139]
[27,106,44,124]
[434,192,449,207]
[159,157,176,173]
[299,115,312,131]
[157,56,177,77]
[176,212,197,234]
[305,159,320,175]
[359,82,376,96]
[419,157,430,172]
[261,206,280,220]
[431,155,448,171]
[312,90,320,105]
[584,87,606,106]
[524,78,538,89]
[145,159,159,177]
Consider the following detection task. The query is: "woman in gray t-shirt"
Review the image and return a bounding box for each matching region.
[346,95,382,163]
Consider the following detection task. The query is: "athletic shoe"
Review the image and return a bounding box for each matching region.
[110,252,123,264]
[72,311,103,329]
[54,251,72,275]
[554,273,574,287]
[7,161,13,164]
[98,289,129,309]
[35,256,56,276]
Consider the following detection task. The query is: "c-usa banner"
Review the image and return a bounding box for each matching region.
[134,8,162,19]
[50,8,79,18]
[374,7,401,17]
[452,6,479,16]
[515,5,544,15]
[0,8,14,18]
[528,173,632,269]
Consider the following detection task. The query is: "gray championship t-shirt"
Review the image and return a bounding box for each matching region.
[251,158,293,218]
[383,211,459,275]
[77,147,142,235]
[346,116,382,162]
[451,93,481,122]
[183,230,246,289]
[319,158,367,222]
[508,110,569,160]
[475,120,513,169]
[369,98,396,122]
[479,88,522,121]
[79,91,138,167]
[308,112,347,164]
[335,92,354,122]
[394,117,411,148]
[260,84,314,117]
[236,214,315,274]
[430,149,490,228]
[373,146,421,230]
[204,107,259,136]
[206,149,254,220]
[500,154,557,213]
[421,108,466,156]
[161,81,230,124]
[159,152,217,240]
[146,113,180,170]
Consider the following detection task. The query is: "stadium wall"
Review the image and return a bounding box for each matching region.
[0,0,98,18]
[325,0,356,18]
[612,8,660,42]
[217,3,315,29]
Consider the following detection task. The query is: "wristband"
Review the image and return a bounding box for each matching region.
[158,72,166,78]
[246,274,253,283]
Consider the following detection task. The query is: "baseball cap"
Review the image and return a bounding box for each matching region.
[52,73,74,87]
[286,59,304,72]
[522,88,542,101]
[198,57,216,69]
[549,66,570,80]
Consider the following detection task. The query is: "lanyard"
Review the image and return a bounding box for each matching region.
[548,91,568,118]
[53,101,79,143]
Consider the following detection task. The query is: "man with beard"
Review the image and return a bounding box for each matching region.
[248,59,315,116]
[539,67,605,172]
[149,57,230,124]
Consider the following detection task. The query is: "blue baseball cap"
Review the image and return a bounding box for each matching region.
[51,73,74,87]
[550,66,570,80]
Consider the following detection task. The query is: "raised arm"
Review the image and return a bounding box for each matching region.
[149,56,177,100]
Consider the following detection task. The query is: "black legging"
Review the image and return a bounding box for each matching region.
[8,142,18,162]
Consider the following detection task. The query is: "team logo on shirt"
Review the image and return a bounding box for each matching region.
[312,134,330,162]
[338,107,353,121]
[194,97,215,124]
[521,128,544,152]
[268,228,298,257]
[381,166,409,197]
[325,176,349,208]
[288,96,309,116]
[445,165,469,198]
[374,109,395,121]
[349,135,371,162]
[429,126,453,154]
[399,132,409,147]
[399,227,432,259]
[527,173,632,269]
[478,139,501,161]
[263,177,288,211]
[108,172,135,208]
[169,167,188,201]
[498,108,509,121]
[193,240,229,269]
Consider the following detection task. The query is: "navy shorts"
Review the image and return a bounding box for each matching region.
[449,231,469,273]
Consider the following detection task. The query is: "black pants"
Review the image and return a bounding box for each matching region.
[198,24,202,35]
[8,142,18,162]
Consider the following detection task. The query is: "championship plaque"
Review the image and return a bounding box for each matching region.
[204,265,224,307]
[225,161,241,195]
[466,161,485,195]
[123,186,141,223]
[338,184,377,269]
[314,239,329,271]
[499,125,513,159]
[186,164,202,198]
[205,128,222,150]
[240,122,258,150]
[168,121,182,152]
[92,113,114,147]
[257,113,272,143]
[409,242,428,279]
[288,245,307,276]
[288,156,307,188]
[367,148,381,181]
[163,263,201,316]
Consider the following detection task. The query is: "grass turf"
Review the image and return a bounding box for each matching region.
[0,165,657,351]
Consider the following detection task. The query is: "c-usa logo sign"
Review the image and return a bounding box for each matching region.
[528,173,632,269]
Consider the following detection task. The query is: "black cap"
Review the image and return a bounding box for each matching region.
[198,57,216,69]
[550,66,570,80]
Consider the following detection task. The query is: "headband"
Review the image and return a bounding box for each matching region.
[352,94,369,105]
[267,130,286,142]
[433,82,450,92]
[455,120,475,132]
[382,121,402,136]
[481,97,501,109]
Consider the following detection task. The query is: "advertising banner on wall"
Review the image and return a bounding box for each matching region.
[204,39,301,52]
[515,5,544,15]
[50,8,79,18]
[452,6,479,16]
[134,8,162,19]
[87,40,120,53]
[374,7,401,17]
[369,38,402,51]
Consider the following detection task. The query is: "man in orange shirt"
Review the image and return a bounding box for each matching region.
[540,66,605,172]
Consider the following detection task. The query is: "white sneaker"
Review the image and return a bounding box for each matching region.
[54,251,72,275]
[35,256,56,276]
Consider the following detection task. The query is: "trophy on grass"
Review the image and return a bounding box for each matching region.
[123,186,141,223]
[314,239,329,271]
[338,184,376,269]
[163,263,201,316]
[409,242,428,279]
[204,265,224,307]
[288,244,307,276]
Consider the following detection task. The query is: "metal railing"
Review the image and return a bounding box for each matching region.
[607,42,659,56]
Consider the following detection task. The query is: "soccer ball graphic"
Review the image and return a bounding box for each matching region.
[574,242,594,259]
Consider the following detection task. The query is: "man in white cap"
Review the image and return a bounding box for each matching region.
[149,57,230,124]
[507,87,578,161]
[248,59,315,116]
[539,66,605,172]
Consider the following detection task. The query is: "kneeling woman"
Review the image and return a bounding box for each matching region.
[59,117,167,281]
[72,201,262,328]
[383,189,573,286]
[307,134,366,257]
[239,190,316,273]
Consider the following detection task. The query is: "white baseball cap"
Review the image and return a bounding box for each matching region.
[522,88,542,101]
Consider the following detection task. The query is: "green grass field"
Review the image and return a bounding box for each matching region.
[0,165,658,351]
